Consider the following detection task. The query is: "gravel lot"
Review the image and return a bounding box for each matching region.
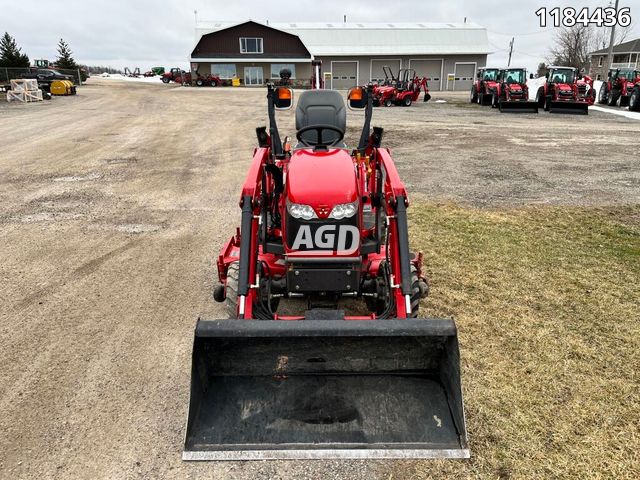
[0,79,638,479]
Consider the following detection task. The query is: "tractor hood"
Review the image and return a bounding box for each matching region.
[287,149,358,216]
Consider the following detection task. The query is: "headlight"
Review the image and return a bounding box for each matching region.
[329,201,358,220]
[287,202,317,220]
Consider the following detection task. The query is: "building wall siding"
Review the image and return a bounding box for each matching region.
[192,21,311,59]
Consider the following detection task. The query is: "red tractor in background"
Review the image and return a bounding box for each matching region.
[372,67,431,107]
[598,68,640,107]
[161,67,221,86]
[576,73,596,105]
[489,68,538,113]
[470,68,500,106]
[534,66,589,114]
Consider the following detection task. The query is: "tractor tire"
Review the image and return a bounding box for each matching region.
[224,262,240,318]
[598,83,609,104]
[409,265,428,318]
[491,93,499,108]
[210,80,218,87]
[536,88,545,108]
[384,98,393,107]
[196,79,204,87]
[403,96,412,107]
[161,77,170,84]
[478,92,484,105]
[544,95,552,111]
[629,86,640,111]
[607,90,620,107]
[470,87,478,103]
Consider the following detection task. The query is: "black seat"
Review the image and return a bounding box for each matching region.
[295,90,346,148]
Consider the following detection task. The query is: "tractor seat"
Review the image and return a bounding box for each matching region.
[295,90,347,148]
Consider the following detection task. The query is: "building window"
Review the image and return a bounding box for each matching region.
[596,74,601,80]
[613,53,630,64]
[598,56,603,67]
[212,64,237,79]
[240,38,263,54]
[271,64,296,79]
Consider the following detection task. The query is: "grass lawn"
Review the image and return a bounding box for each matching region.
[387,204,639,479]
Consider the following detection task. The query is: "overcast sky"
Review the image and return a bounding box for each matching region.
[2,0,638,72]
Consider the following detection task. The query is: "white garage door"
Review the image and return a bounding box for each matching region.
[370,60,401,84]
[409,60,442,91]
[454,63,476,91]
[331,62,358,90]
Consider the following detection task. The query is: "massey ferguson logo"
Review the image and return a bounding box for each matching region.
[291,225,360,254]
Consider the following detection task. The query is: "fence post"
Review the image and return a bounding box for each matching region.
[77,68,82,86]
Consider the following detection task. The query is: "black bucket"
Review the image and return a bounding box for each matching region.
[550,101,589,114]
[183,318,469,460]
[499,100,539,113]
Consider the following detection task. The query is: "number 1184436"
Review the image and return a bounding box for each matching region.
[535,7,632,28]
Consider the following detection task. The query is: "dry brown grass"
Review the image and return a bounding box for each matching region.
[383,204,640,479]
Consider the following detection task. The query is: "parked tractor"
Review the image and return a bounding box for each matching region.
[629,83,640,111]
[470,67,500,106]
[143,67,165,77]
[490,68,538,113]
[161,67,220,86]
[372,67,430,106]
[598,68,640,107]
[534,66,589,114]
[182,84,468,460]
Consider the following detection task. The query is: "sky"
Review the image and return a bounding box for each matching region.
[1,0,638,72]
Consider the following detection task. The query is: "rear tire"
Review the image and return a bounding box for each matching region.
[629,86,640,111]
[598,83,609,104]
[544,95,551,111]
[491,93,498,108]
[196,79,204,87]
[608,90,620,107]
[536,88,545,108]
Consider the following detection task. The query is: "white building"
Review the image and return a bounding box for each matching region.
[190,20,491,90]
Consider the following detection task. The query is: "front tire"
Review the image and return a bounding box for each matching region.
[409,265,428,318]
[470,86,478,103]
[196,79,204,87]
[384,98,393,107]
[161,77,170,84]
[607,90,620,107]
[544,95,552,111]
[491,93,499,108]
[629,86,640,111]
[224,262,240,318]
[403,96,412,107]
[598,83,609,104]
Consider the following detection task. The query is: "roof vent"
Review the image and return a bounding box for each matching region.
[214,23,221,27]
[357,23,364,27]
[387,23,395,27]
[290,23,297,27]
[447,23,456,27]
[326,23,334,27]
[418,23,426,27]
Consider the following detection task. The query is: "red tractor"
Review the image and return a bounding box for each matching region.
[161,67,221,86]
[490,67,538,113]
[182,84,468,460]
[372,67,430,106]
[470,67,500,106]
[598,68,640,107]
[534,66,589,114]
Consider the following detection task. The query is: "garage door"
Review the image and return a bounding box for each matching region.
[409,60,442,91]
[370,59,401,84]
[331,62,358,90]
[454,63,476,91]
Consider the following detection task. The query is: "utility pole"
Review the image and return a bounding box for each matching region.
[507,37,514,67]
[605,0,620,74]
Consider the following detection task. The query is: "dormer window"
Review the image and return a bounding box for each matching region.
[240,38,263,54]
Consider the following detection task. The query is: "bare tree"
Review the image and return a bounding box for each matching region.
[548,26,595,69]
[549,22,635,69]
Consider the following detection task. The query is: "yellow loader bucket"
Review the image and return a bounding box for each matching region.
[50,80,76,96]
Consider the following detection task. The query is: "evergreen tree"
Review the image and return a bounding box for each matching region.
[0,32,30,67]
[55,39,78,70]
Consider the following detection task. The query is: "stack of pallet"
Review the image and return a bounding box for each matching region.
[7,79,43,103]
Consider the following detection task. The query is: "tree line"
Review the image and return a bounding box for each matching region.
[0,32,121,75]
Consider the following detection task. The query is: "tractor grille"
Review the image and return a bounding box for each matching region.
[285,215,359,253]
[578,85,588,96]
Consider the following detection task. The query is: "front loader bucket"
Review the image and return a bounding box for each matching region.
[498,100,539,113]
[183,318,469,460]
[549,101,589,115]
